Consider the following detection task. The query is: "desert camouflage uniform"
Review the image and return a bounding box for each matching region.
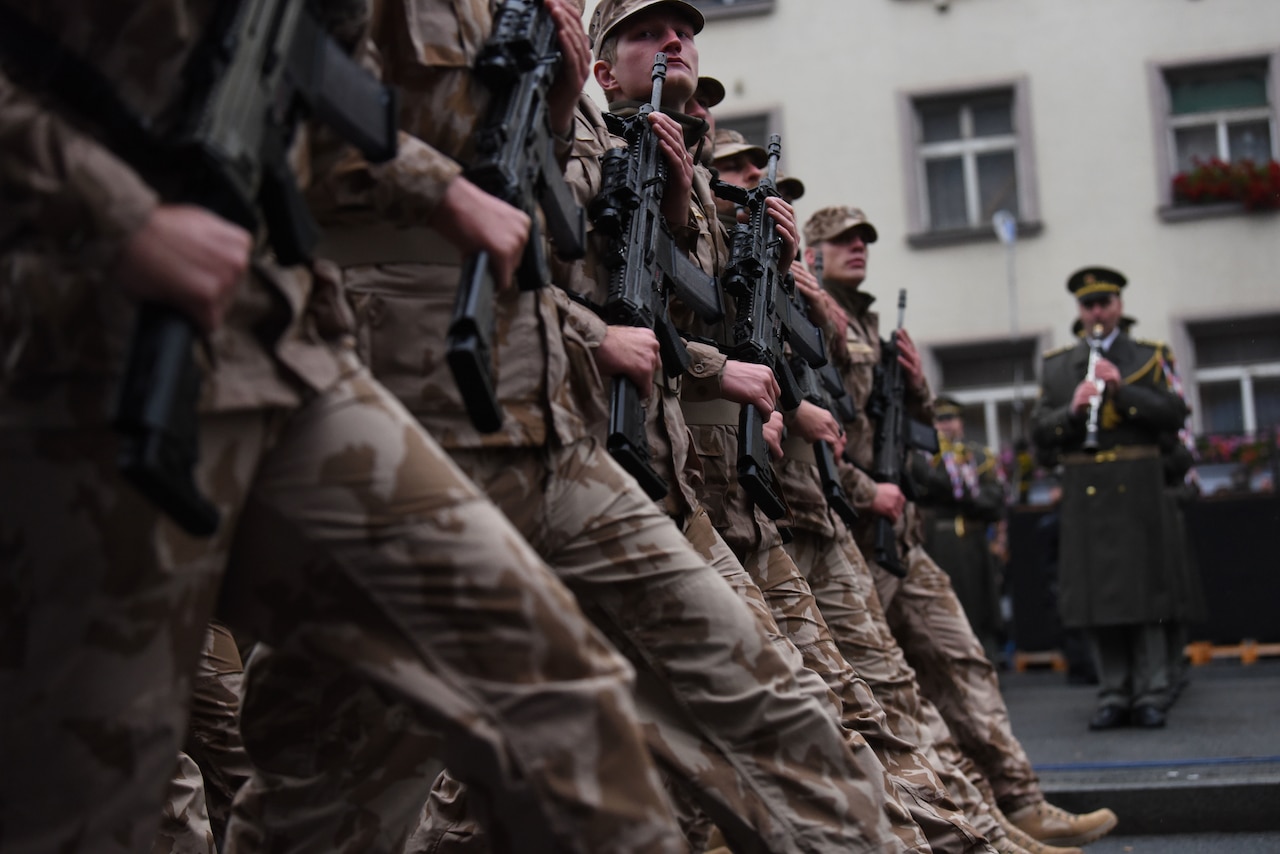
[300,3,901,850]
[157,621,253,854]
[0,3,682,852]
[829,287,1041,815]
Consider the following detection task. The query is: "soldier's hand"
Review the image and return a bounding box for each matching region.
[649,111,694,228]
[871,482,906,523]
[763,410,786,460]
[1094,357,1121,392]
[113,204,251,332]
[1071,380,1099,415]
[765,196,799,270]
[545,0,591,137]
[791,400,842,445]
[792,260,847,329]
[721,359,781,417]
[597,325,661,398]
[433,176,530,289]
[895,328,926,391]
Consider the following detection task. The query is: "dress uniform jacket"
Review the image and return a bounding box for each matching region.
[1031,331,1200,627]
[916,439,1005,641]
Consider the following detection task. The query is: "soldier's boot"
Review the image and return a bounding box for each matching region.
[1006,800,1118,847]
[994,808,1084,854]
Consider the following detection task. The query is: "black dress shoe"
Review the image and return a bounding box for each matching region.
[1133,704,1167,728]
[1088,705,1129,730]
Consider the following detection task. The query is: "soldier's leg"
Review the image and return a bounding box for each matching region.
[214,368,684,854]
[154,754,216,854]
[881,545,1041,813]
[0,413,261,854]
[1132,622,1172,714]
[1088,626,1133,713]
[447,438,901,854]
[883,546,1117,845]
[183,620,252,847]
[786,529,996,854]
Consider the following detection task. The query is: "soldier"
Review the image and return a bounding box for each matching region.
[710,139,1082,854]
[0,2,691,851]
[1031,266,1203,730]
[805,206,1119,849]
[916,396,1008,663]
[301,0,924,850]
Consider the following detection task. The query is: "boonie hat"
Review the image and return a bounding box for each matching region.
[590,0,705,55]
[803,206,879,246]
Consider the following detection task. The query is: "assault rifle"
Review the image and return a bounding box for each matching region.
[712,135,827,519]
[0,1,397,536]
[787,255,858,529]
[446,0,588,433]
[588,53,723,499]
[865,289,939,576]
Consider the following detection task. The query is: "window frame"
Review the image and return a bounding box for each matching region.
[1148,50,1280,222]
[898,76,1042,248]
[688,0,775,21]
[927,335,1044,450]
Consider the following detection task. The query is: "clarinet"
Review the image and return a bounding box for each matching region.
[1082,323,1106,451]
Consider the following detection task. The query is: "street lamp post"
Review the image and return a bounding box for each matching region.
[992,210,1022,443]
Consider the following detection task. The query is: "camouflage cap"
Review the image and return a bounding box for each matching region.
[711,128,767,168]
[590,0,705,55]
[694,76,725,109]
[777,172,805,203]
[803,206,879,246]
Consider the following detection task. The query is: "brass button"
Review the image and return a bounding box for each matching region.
[1118,485,1126,493]
[1086,486,1096,496]
[1129,406,1138,416]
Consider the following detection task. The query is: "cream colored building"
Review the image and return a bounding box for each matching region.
[585,0,1280,455]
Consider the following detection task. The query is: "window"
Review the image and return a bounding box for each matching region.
[715,112,775,148]
[1150,53,1280,215]
[930,337,1040,451]
[688,0,774,19]
[1188,314,1280,436]
[900,79,1041,246]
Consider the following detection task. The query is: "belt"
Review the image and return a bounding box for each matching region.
[678,398,741,426]
[781,435,816,464]
[315,223,462,267]
[1062,445,1159,465]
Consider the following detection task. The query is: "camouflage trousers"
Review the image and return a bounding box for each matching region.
[733,541,987,854]
[0,363,680,854]
[874,542,1041,814]
[156,621,252,854]
[786,526,1004,844]
[415,439,900,854]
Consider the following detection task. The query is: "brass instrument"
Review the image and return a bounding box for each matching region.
[1082,323,1106,450]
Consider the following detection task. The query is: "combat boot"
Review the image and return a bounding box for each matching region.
[995,815,1083,854]
[1007,799,1118,847]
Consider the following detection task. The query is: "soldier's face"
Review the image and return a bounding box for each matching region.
[1077,294,1123,336]
[598,9,700,108]
[813,228,870,290]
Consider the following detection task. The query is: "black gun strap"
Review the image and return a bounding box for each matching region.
[0,5,164,168]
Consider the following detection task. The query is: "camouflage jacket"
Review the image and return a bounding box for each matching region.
[309,0,595,449]
[0,0,357,428]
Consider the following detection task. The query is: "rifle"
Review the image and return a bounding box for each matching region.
[711,135,826,519]
[865,289,939,576]
[788,254,858,530]
[446,0,588,433]
[588,53,723,499]
[0,1,397,536]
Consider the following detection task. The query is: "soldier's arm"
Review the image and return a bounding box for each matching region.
[1112,383,1189,432]
[0,70,157,264]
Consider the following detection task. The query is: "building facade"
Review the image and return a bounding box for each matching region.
[586,0,1280,483]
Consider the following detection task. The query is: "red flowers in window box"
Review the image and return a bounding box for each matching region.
[1172,157,1280,210]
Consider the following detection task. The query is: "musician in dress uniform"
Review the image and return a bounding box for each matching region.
[1031,267,1202,730]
